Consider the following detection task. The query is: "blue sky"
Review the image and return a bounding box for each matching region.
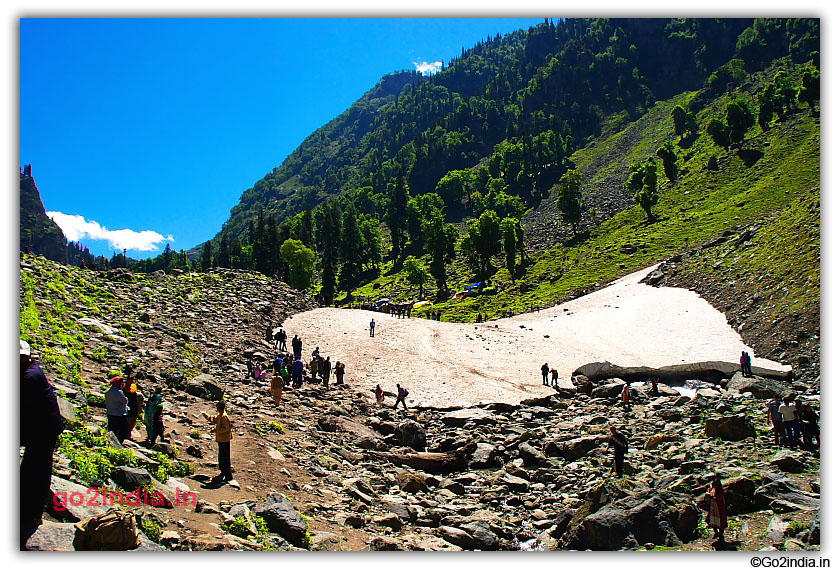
[20,18,543,258]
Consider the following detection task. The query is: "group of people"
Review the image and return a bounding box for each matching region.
[248,331,348,406]
[374,383,410,410]
[540,363,560,387]
[767,394,820,451]
[104,368,165,446]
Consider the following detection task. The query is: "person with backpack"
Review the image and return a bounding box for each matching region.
[202,401,233,483]
[607,426,629,477]
[105,375,129,443]
[550,367,559,387]
[144,387,165,445]
[20,340,65,547]
[394,383,409,410]
[541,363,550,386]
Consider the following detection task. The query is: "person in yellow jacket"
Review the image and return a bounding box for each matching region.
[202,401,233,483]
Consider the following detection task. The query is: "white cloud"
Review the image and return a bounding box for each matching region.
[414,60,442,76]
[46,211,174,252]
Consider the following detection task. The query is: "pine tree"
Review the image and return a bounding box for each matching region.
[385,174,410,260]
[557,169,583,235]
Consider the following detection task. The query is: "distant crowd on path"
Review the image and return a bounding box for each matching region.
[248,327,348,406]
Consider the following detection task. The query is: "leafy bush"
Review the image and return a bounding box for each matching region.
[141,518,162,542]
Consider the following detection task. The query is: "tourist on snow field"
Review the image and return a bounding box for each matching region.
[550,368,559,387]
[370,319,376,337]
[334,361,345,385]
[322,356,332,386]
[292,335,302,359]
[740,350,752,378]
[203,400,233,483]
[394,384,409,410]
[541,363,550,386]
[375,384,385,407]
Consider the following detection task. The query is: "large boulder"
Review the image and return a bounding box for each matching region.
[769,450,808,474]
[185,374,224,400]
[564,491,699,550]
[48,476,109,522]
[755,476,820,512]
[591,379,627,399]
[253,493,309,547]
[726,373,788,399]
[396,419,427,451]
[437,526,475,550]
[545,435,604,460]
[518,442,546,467]
[111,466,153,491]
[721,475,760,515]
[468,442,497,468]
[440,408,497,427]
[459,520,500,550]
[705,415,756,441]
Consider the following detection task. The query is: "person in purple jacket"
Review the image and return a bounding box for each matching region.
[20,340,65,548]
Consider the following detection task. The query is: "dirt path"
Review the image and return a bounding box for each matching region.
[282,266,789,409]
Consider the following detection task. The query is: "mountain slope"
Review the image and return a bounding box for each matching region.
[20,172,68,263]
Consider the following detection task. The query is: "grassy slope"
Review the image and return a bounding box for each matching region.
[344,60,819,328]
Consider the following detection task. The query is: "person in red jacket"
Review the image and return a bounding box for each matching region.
[20,340,65,548]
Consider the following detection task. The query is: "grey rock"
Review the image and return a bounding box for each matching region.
[396,419,427,451]
[705,415,756,441]
[112,466,153,491]
[253,493,309,547]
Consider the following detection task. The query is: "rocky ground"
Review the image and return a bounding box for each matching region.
[20,255,820,551]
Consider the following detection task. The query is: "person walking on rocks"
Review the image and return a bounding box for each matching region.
[621,384,632,413]
[740,351,752,378]
[394,383,409,410]
[270,365,284,405]
[144,387,165,445]
[607,426,629,477]
[650,378,660,396]
[375,384,385,407]
[334,361,345,385]
[780,396,799,448]
[105,375,129,443]
[541,363,550,386]
[124,377,142,441]
[292,335,303,360]
[292,357,305,389]
[800,403,820,451]
[767,396,787,447]
[322,356,332,387]
[706,476,728,542]
[202,401,233,483]
[370,318,376,338]
[20,340,65,547]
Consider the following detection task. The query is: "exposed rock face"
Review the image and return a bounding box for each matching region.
[19,173,67,262]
